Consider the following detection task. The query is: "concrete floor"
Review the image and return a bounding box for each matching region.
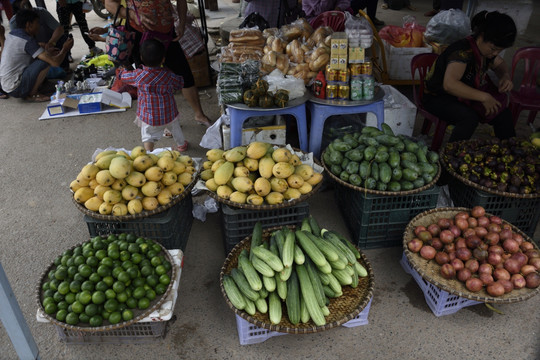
[0,0,539,359]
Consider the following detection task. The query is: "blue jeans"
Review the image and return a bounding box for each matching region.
[8,59,50,98]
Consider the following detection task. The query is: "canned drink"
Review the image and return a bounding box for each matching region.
[326,84,338,100]
[350,64,362,77]
[338,85,350,100]
[350,78,363,101]
[362,75,374,100]
[338,69,349,83]
[326,67,338,82]
[361,61,372,75]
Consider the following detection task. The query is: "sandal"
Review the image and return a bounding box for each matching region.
[163,129,173,138]
[25,93,50,102]
[0,92,8,100]
[177,141,188,152]
[381,3,388,9]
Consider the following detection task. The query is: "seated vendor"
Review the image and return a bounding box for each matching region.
[0,9,73,102]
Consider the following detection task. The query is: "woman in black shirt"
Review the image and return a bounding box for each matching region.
[423,11,516,142]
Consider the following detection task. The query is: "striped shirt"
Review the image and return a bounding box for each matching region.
[118,66,183,126]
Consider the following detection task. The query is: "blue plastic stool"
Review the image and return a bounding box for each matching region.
[307,99,385,157]
[226,101,309,151]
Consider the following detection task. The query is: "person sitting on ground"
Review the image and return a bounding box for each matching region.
[10,0,71,71]
[422,11,517,142]
[350,0,384,26]
[0,9,73,102]
[117,39,189,152]
[381,0,415,11]
[302,0,351,24]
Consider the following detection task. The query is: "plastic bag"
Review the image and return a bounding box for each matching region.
[239,12,270,31]
[263,69,305,100]
[424,9,471,45]
[379,24,424,48]
[344,12,373,48]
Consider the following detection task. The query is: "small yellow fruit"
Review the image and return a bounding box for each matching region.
[283,188,301,200]
[287,174,304,189]
[94,150,117,162]
[112,203,128,216]
[125,171,147,187]
[157,156,175,172]
[273,162,295,179]
[289,154,302,166]
[95,170,115,186]
[103,189,122,204]
[216,185,233,199]
[133,155,153,172]
[148,154,159,164]
[80,163,100,180]
[206,149,225,162]
[109,156,132,179]
[211,159,226,172]
[121,185,138,201]
[178,155,193,166]
[88,179,99,189]
[306,172,323,185]
[200,169,214,181]
[111,178,127,191]
[70,179,83,192]
[234,166,250,178]
[254,178,271,197]
[231,177,253,193]
[270,177,288,193]
[94,185,111,200]
[295,164,314,181]
[141,181,162,197]
[145,166,164,182]
[76,174,90,187]
[205,178,218,192]
[127,199,143,214]
[243,157,259,172]
[161,171,178,186]
[272,148,292,163]
[157,189,173,205]
[142,196,159,210]
[178,172,193,186]
[202,160,213,170]
[130,146,146,160]
[84,196,103,211]
[99,202,114,215]
[116,150,131,159]
[298,182,313,195]
[265,192,284,205]
[229,191,247,204]
[184,166,197,175]
[172,161,187,175]
[166,182,184,196]
[74,187,94,203]
[246,142,270,160]
[246,193,264,205]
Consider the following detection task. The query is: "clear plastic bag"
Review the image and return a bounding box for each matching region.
[263,69,306,100]
[344,12,373,48]
[424,9,471,45]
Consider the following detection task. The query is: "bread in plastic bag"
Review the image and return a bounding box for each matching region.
[424,9,471,45]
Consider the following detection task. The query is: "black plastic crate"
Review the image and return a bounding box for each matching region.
[335,184,440,249]
[448,179,540,237]
[221,202,310,255]
[84,194,193,251]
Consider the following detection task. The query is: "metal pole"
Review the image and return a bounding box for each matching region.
[0,262,40,360]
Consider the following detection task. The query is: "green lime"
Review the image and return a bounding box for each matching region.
[131,253,143,265]
[100,257,114,268]
[146,250,158,260]
[54,257,62,267]
[135,237,145,245]
[140,265,153,277]
[92,240,105,251]
[102,276,114,287]
[117,271,130,284]
[139,243,149,254]
[73,273,85,283]
[60,255,70,266]
[44,303,57,315]
[145,289,156,301]
[151,243,162,253]
[95,249,107,260]
[126,267,139,280]
[128,243,140,254]
[108,242,119,251]
[112,266,124,279]
[116,291,128,303]
[42,281,50,291]
[56,309,68,322]
[49,279,61,291]
[97,265,111,278]
[78,313,90,323]
[86,256,99,268]
[150,256,162,267]
[69,280,81,293]
[107,234,117,242]
[57,301,69,310]
[112,281,125,293]
[124,288,132,298]
[105,289,117,300]
[101,310,111,320]
[73,255,85,267]
[121,260,134,271]
[54,268,68,281]
[65,293,76,304]
[155,283,167,295]
[95,281,108,292]
[85,303,99,317]
[42,296,55,307]
[140,259,151,268]
[108,311,122,324]
[118,233,127,241]
[159,274,171,286]
[82,248,94,258]
[126,234,137,243]
[126,297,137,309]
[108,249,120,260]
[81,280,95,292]
[119,250,130,262]
[48,270,56,281]
[53,291,64,303]
[122,309,134,322]
[146,274,159,288]
[57,281,70,295]
[44,289,55,299]
[89,315,103,327]
[117,302,127,312]
[137,297,150,310]
[79,290,92,305]
[162,261,172,272]
[155,265,167,276]
[78,264,92,278]
[67,266,78,278]
[71,301,84,314]
[66,258,75,267]
[104,299,119,313]
[132,287,146,299]
[132,277,145,288]
[88,272,101,283]
[65,312,79,325]
[92,291,106,305]
[119,241,129,251]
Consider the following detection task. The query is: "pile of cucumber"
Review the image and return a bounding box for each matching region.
[322,125,440,192]
[222,217,369,327]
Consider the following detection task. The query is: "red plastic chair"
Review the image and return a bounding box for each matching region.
[509,46,540,127]
[410,53,448,151]
[310,11,346,32]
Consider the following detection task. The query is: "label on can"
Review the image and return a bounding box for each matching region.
[338,85,350,100]
[326,68,338,82]
[350,78,363,101]
[362,75,374,100]
[326,84,338,100]
[350,64,362,77]
[361,62,372,76]
[338,69,349,83]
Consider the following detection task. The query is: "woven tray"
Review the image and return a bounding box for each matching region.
[219,226,375,334]
[321,149,441,196]
[440,141,540,199]
[207,148,323,210]
[403,207,540,304]
[36,237,177,332]
[72,171,198,221]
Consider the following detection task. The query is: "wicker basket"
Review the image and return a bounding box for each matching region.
[36,238,177,332]
[402,207,540,304]
[219,226,375,334]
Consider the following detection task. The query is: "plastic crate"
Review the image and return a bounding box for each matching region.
[84,194,193,251]
[235,298,373,345]
[334,184,440,249]
[400,253,482,317]
[37,250,184,344]
[220,202,310,255]
[448,180,540,238]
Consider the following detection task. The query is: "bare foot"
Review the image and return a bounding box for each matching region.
[195,115,212,127]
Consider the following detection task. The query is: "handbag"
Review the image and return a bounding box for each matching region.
[459,36,508,123]
[105,6,136,62]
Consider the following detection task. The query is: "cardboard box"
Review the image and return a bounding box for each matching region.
[382,39,432,81]
[78,93,102,114]
[47,100,64,116]
[221,122,286,150]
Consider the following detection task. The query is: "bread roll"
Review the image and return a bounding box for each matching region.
[309,53,329,72]
[229,29,263,42]
[271,38,284,53]
[262,51,278,67]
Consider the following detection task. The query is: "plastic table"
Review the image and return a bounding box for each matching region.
[225,94,309,151]
[307,88,385,157]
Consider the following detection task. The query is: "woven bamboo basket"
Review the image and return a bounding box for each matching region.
[36,238,177,332]
[321,149,441,196]
[403,207,540,304]
[219,226,375,334]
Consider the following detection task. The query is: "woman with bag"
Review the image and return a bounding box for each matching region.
[422,11,517,142]
[104,0,212,127]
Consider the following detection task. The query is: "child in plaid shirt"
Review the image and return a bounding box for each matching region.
[118,39,188,152]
